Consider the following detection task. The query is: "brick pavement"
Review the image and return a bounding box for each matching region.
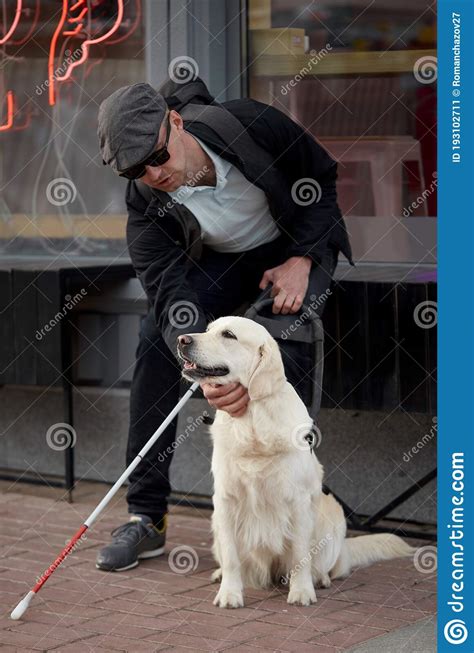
[0,482,436,652]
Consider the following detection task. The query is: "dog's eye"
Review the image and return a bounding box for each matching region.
[221,330,237,340]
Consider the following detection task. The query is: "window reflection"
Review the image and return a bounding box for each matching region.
[248,0,437,263]
[0,0,143,256]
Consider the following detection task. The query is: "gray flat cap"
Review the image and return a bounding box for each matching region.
[98,83,167,173]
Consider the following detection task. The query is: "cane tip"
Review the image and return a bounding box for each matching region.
[11,591,35,620]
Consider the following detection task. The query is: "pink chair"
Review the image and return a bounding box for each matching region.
[318,136,427,217]
[286,78,427,217]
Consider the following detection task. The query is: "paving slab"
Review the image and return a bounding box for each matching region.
[0,481,436,652]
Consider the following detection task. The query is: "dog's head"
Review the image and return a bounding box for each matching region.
[177,316,285,400]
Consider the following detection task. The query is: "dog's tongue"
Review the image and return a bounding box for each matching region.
[184,361,197,369]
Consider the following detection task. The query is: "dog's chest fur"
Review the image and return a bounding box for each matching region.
[210,399,321,555]
[214,448,294,555]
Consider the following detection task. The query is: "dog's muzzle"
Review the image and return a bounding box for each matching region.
[177,334,229,377]
[177,334,196,371]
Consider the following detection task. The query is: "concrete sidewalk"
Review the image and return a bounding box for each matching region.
[348,617,435,652]
[0,481,436,652]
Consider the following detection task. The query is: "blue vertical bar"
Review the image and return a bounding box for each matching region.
[438,1,474,651]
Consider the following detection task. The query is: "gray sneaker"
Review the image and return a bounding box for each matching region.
[96,514,166,572]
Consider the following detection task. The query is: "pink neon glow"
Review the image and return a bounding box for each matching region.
[63,23,84,37]
[107,0,141,45]
[58,0,124,80]
[0,90,14,131]
[10,0,40,46]
[48,0,70,105]
[11,99,33,131]
[66,6,88,23]
[84,42,104,78]
[0,0,22,45]
[48,0,125,105]
[70,0,84,11]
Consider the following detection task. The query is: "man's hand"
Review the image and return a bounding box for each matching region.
[259,256,312,314]
[201,382,249,417]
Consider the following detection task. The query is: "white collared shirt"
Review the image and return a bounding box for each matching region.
[167,135,280,253]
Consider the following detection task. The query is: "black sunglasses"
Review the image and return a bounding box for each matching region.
[118,114,171,180]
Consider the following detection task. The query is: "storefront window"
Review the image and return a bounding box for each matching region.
[248,0,437,264]
[0,0,144,257]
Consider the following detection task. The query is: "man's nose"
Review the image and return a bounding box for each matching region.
[144,165,162,180]
[178,334,193,346]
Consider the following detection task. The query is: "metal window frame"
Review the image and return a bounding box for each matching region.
[145,0,245,99]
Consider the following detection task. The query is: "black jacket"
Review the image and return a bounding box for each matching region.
[125,98,353,354]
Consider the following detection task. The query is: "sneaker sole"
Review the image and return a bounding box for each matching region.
[95,545,165,572]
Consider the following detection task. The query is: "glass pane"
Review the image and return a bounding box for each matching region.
[0,0,145,257]
[248,0,437,263]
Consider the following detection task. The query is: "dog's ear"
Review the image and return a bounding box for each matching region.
[247,336,285,401]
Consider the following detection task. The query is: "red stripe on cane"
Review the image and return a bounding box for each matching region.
[32,524,88,592]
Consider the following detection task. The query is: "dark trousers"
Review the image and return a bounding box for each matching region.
[126,235,338,521]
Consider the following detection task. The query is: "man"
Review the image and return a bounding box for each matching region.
[96,79,352,572]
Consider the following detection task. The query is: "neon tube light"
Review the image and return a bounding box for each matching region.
[48,0,124,106]
[0,0,22,45]
[0,91,14,131]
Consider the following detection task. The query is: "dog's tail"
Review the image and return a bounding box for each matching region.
[346,533,415,567]
[331,533,415,579]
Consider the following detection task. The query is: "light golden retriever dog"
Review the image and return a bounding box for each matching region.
[178,316,414,608]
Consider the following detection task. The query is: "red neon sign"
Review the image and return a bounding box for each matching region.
[1,1,139,129]
[48,0,124,106]
[10,0,40,46]
[0,0,22,45]
[0,91,14,131]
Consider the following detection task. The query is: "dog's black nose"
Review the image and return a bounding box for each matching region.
[178,334,193,346]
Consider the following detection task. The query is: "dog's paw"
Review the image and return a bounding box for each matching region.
[213,586,244,608]
[211,568,222,583]
[315,574,331,589]
[287,586,317,606]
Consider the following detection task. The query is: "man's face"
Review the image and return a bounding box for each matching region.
[138,110,187,191]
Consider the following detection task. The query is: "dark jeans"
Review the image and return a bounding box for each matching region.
[126,235,337,521]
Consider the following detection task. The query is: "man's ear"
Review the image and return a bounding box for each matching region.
[247,336,285,401]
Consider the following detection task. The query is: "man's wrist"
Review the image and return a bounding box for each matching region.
[287,255,312,270]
